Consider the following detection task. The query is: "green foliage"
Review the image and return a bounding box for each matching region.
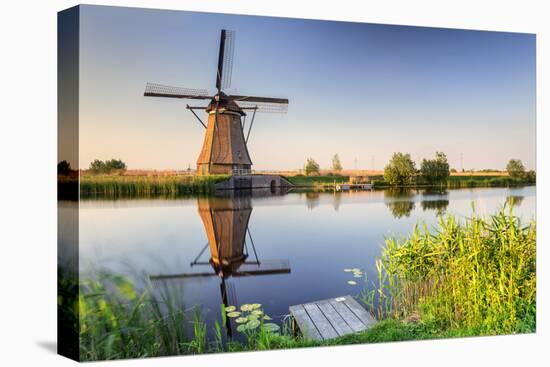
[331,154,343,172]
[89,159,127,174]
[304,158,320,176]
[420,152,450,185]
[367,208,536,335]
[506,159,526,178]
[384,152,417,186]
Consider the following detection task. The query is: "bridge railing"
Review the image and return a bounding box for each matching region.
[232,168,251,176]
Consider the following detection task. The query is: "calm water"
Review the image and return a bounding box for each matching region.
[76,186,535,335]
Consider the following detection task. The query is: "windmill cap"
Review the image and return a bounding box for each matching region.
[206,92,246,115]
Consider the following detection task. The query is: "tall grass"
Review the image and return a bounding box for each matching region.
[80,175,228,197]
[78,272,193,360]
[366,207,536,335]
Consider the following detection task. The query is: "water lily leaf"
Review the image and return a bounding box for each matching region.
[237,324,248,333]
[353,274,363,278]
[251,303,262,309]
[225,306,236,312]
[247,319,260,329]
[263,323,280,333]
[227,311,241,318]
[351,268,361,272]
[240,304,252,312]
[235,317,248,324]
[344,268,353,272]
[262,315,272,320]
[251,310,263,316]
[347,280,357,285]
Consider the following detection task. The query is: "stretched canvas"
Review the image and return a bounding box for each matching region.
[58,4,536,362]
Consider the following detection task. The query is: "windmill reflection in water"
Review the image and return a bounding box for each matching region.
[150,190,291,336]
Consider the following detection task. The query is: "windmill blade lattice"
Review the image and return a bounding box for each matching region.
[221,30,235,90]
[236,101,288,113]
[144,82,210,99]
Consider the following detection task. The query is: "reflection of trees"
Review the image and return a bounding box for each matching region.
[506,195,524,208]
[386,200,415,218]
[420,189,449,216]
[421,200,449,216]
[305,192,320,210]
[384,188,415,199]
[384,188,416,218]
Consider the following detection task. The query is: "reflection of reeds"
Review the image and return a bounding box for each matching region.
[80,175,228,197]
[363,207,536,335]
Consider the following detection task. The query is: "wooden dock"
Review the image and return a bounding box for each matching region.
[336,183,373,191]
[289,295,376,341]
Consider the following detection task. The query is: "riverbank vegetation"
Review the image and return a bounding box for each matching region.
[80,174,228,197]
[70,208,535,361]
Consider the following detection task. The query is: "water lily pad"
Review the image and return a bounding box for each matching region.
[235,317,248,324]
[251,303,262,309]
[240,304,252,312]
[262,315,272,320]
[344,268,353,272]
[351,268,361,272]
[353,274,363,278]
[347,280,357,285]
[251,310,263,316]
[225,306,237,312]
[263,323,280,333]
[227,311,241,318]
[247,319,261,329]
[237,324,248,333]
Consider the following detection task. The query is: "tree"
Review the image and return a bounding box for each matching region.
[89,159,107,174]
[506,159,525,178]
[332,154,343,173]
[57,160,72,175]
[420,152,450,185]
[304,158,320,176]
[89,159,127,174]
[105,159,127,172]
[384,152,416,186]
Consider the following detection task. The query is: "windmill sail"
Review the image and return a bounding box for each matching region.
[144,82,210,99]
[216,29,236,92]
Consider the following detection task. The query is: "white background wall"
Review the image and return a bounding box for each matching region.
[0,1,547,366]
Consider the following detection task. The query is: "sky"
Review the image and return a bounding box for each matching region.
[74,5,536,171]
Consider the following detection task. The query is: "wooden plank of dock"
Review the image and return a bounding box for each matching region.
[289,295,376,341]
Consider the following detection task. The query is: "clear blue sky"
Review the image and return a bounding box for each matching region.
[77,5,536,171]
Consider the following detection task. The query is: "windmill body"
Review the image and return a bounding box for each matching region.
[145,30,288,176]
[196,95,252,175]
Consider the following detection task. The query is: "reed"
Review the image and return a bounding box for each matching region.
[79,174,228,197]
[364,207,536,335]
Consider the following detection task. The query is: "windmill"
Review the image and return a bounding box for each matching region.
[149,194,291,335]
[144,30,289,176]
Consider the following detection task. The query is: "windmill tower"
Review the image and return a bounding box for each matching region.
[144,30,289,176]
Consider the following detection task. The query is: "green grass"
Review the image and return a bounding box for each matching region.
[79,174,229,197]
[284,174,534,189]
[284,174,350,187]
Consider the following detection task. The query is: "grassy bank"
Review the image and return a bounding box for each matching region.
[284,174,534,189]
[71,208,535,361]
[79,174,228,197]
